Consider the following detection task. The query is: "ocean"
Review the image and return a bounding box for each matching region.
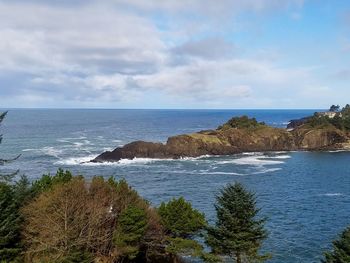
[1,109,350,262]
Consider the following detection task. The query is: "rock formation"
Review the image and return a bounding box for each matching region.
[92,116,350,163]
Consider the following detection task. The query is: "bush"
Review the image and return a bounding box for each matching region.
[218,116,265,130]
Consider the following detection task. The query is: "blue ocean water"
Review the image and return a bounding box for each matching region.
[1,109,350,262]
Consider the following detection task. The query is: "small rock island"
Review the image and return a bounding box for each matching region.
[92,105,350,162]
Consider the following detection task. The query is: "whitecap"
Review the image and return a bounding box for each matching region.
[197,171,244,176]
[252,167,282,174]
[40,146,64,158]
[320,193,345,197]
[22,148,37,152]
[260,155,291,159]
[55,156,172,166]
[217,156,284,166]
[54,155,98,165]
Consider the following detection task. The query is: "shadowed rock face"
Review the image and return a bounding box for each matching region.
[91,117,350,163]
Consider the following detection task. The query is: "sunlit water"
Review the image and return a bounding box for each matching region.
[1,109,350,262]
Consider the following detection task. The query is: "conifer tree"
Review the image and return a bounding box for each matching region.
[0,111,30,262]
[206,183,268,263]
[323,226,350,263]
[158,197,206,238]
[113,205,149,260]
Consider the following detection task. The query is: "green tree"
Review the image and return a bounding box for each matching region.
[158,197,207,261]
[113,205,149,260]
[158,197,206,238]
[31,168,73,195]
[206,183,268,263]
[323,226,350,263]
[0,111,31,262]
[0,183,22,261]
[329,105,340,112]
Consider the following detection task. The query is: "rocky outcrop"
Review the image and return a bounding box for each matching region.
[287,117,312,129]
[92,117,350,163]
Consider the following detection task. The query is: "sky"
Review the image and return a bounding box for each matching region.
[0,0,350,109]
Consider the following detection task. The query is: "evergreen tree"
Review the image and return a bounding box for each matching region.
[113,205,149,260]
[0,111,32,262]
[158,197,207,260]
[205,183,268,263]
[323,226,350,263]
[158,197,206,238]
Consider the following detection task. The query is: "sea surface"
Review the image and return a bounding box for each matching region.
[1,109,350,263]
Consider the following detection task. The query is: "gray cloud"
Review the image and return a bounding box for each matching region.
[1,0,332,109]
[171,38,237,63]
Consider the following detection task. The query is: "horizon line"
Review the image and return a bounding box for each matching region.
[0,107,325,111]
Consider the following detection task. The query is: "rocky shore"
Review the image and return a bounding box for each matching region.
[91,115,350,163]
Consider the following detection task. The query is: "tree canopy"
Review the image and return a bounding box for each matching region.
[205,183,268,263]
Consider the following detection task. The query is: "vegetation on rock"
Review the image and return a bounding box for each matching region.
[303,105,350,130]
[218,116,266,130]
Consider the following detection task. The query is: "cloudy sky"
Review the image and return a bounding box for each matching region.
[0,0,349,109]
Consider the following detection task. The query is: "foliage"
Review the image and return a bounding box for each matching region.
[21,175,165,262]
[323,226,350,263]
[165,237,203,257]
[0,111,32,262]
[0,182,22,262]
[113,205,148,260]
[218,116,266,130]
[303,104,350,131]
[329,105,340,112]
[205,183,268,263]
[158,197,206,238]
[31,168,73,195]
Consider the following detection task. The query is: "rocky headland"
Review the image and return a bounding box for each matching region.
[92,113,350,163]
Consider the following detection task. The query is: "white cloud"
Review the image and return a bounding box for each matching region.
[0,0,330,109]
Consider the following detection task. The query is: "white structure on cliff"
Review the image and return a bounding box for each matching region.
[315,111,342,118]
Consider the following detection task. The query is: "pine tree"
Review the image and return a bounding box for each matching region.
[158,197,206,238]
[0,111,31,262]
[323,226,350,263]
[205,183,268,263]
[113,205,149,260]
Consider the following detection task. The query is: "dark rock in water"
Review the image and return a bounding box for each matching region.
[287,116,312,129]
[92,116,350,163]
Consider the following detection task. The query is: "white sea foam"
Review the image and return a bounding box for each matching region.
[252,167,282,174]
[22,148,37,152]
[218,156,284,166]
[321,193,345,197]
[270,155,291,159]
[54,155,97,165]
[198,171,244,176]
[180,155,212,161]
[55,156,171,166]
[23,146,63,158]
[258,155,291,159]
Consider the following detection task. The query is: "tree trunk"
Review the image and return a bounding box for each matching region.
[236,252,242,263]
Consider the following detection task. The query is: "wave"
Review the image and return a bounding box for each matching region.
[217,156,285,166]
[54,155,97,165]
[320,193,345,197]
[54,156,172,166]
[23,146,64,158]
[252,167,282,174]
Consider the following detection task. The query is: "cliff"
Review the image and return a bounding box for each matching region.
[92,116,350,162]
